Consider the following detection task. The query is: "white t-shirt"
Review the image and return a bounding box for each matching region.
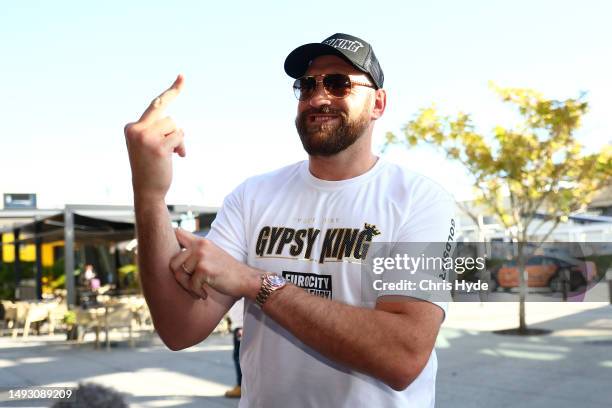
[207,159,455,408]
[228,297,244,329]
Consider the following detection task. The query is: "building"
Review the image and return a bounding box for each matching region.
[0,203,217,305]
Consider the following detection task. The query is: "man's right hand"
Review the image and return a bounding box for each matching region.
[124,75,186,201]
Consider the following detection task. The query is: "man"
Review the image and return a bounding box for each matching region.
[124,33,454,407]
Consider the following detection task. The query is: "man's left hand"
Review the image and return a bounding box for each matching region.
[170,229,260,300]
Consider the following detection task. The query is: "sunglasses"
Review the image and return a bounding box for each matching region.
[293,74,375,101]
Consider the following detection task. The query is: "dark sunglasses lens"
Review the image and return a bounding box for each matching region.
[324,74,351,97]
[294,77,316,100]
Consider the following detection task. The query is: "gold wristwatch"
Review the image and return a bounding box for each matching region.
[255,273,287,308]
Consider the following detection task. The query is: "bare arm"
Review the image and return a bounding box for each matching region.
[125,75,234,350]
[255,283,444,391]
[169,227,444,391]
[134,198,233,350]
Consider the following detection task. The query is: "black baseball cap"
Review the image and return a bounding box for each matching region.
[284,33,384,89]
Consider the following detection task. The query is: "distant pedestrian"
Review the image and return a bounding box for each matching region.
[82,264,99,291]
[225,297,243,398]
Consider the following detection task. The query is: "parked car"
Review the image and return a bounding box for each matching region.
[496,255,596,291]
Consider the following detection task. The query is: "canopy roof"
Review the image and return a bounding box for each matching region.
[0,204,217,246]
[14,212,135,245]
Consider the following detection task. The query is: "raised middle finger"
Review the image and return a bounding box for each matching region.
[139,74,184,124]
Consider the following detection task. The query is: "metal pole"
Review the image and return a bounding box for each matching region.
[114,244,121,290]
[0,232,4,280]
[13,228,21,298]
[64,209,76,306]
[35,221,43,300]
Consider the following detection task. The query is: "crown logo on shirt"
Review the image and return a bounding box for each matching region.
[364,223,381,237]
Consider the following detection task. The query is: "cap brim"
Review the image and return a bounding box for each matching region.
[284,43,365,79]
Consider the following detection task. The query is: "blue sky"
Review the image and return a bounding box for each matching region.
[1,0,610,208]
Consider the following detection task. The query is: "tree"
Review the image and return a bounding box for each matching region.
[386,84,612,333]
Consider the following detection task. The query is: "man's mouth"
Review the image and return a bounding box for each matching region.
[308,114,340,124]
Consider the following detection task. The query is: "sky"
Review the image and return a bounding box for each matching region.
[1,0,610,209]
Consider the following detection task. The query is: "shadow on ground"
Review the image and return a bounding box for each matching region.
[436,305,612,408]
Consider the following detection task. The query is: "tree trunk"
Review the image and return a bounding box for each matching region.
[517,241,528,334]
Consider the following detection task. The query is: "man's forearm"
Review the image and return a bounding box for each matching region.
[259,284,438,391]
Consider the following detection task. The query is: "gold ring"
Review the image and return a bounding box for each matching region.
[181,263,192,275]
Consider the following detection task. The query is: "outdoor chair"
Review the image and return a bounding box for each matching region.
[47,301,68,335]
[1,300,17,332]
[7,301,33,338]
[76,302,137,350]
[10,300,63,338]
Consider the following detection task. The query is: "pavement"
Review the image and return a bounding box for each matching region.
[0,333,239,408]
[1,301,611,408]
[437,302,612,408]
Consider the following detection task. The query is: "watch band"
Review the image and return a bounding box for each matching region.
[255,273,287,308]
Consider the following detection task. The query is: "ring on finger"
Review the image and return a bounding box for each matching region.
[181,263,192,275]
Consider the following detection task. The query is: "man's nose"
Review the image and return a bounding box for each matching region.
[308,82,332,108]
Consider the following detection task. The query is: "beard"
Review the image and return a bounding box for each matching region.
[295,105,370,157]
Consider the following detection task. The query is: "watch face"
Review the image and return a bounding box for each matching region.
[268,275,286,288]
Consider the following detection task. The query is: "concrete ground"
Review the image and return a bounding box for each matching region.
[1,301,611,407]
[437,302,612,408]
[0,332,239,407]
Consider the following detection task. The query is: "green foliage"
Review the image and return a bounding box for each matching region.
[63,310,76,326]
[50,257,65,280]
[0,262,36,300]
[119,264,141,290]
[389,85,611,332]
[0,263,14,285]
[50,274,66,289]
[388,85,612,241]
[0,263,15,300]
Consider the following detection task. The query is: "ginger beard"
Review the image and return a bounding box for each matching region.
[295,102,371,157]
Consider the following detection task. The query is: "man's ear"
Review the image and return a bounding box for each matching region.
[371,88,387,120]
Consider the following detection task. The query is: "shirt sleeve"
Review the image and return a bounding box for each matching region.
[205,182,248,263]
[378,192,456,319]
[227,297,244,328]
[396,194,456,243]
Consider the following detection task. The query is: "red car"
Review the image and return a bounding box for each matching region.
[496,255,596,291]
